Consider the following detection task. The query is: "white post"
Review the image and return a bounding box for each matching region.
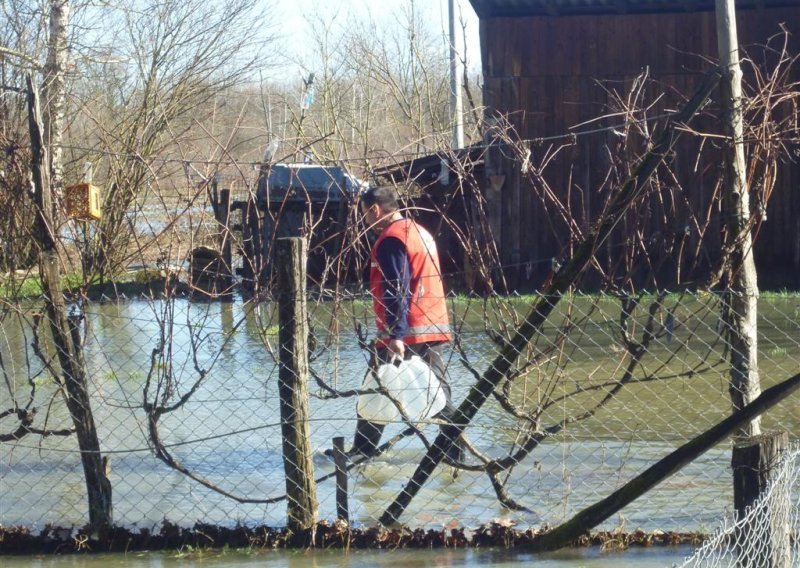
[449,0,464,149]
[43,0,70,199]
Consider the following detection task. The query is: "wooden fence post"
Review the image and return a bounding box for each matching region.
[219,188,233,300]
[276,237,317,538]
[732,430,790,568]
[238,196,261,296]
[332,436,349,523]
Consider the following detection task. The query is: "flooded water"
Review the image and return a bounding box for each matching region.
[1,294,798,537]
[0,545,695,567]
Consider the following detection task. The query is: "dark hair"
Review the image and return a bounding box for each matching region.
[360,186,399,212]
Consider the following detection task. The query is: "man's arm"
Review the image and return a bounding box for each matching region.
[376,236,411,348]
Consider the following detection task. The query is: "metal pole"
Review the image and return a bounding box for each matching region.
[449,0,464,149]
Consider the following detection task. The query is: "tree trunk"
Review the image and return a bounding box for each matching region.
[715,0,761,438]
[43,0,69,200]
[27,76,113,531]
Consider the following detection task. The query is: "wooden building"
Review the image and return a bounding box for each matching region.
[373,147,488,291]
[469,0,800,290]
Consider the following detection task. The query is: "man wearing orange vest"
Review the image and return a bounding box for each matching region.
[344,185,463,462]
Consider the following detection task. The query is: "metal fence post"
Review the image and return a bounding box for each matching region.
[276,237,317,536]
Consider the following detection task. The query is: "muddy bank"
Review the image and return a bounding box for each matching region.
[0,521,704,555]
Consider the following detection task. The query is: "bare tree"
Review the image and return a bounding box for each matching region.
[276,0,478,168]
[64,0,278,277]
[0,1,48,272]
[28,74,113,530]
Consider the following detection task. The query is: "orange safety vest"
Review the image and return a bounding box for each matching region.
[371,218,451,346]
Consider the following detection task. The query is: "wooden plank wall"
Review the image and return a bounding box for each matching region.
[481,7,800,290]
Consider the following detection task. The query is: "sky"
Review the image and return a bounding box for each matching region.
[274,0,482,76]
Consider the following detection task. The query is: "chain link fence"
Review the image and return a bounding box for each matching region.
[678,441,800,567]
[1,285,798,535]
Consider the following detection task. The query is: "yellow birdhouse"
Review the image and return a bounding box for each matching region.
[65,183,102,220]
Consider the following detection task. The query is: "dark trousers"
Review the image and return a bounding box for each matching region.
[350,342,462,461]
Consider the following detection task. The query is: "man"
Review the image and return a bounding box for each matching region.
[343,185,463,463]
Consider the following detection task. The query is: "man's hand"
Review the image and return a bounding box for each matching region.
[386,338,406,359]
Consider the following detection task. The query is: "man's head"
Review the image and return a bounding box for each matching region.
[360,186,401,232]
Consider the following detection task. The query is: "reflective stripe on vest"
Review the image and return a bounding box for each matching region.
[371,218,451,345]
[378,323,452,339]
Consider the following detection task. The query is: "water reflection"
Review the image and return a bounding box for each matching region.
[0,545,695,568]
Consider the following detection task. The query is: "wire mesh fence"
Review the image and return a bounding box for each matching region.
[1,285,798,535]
[677,441,800,567]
